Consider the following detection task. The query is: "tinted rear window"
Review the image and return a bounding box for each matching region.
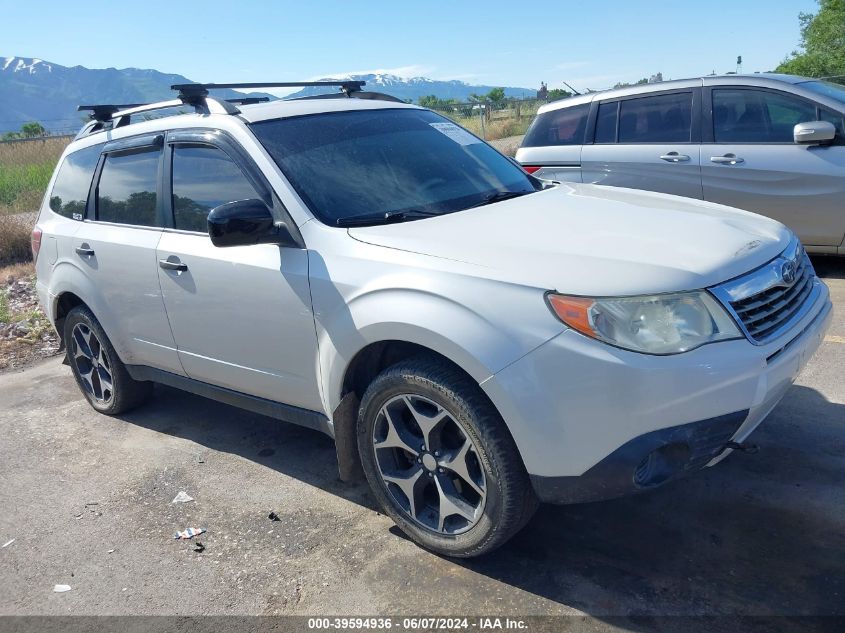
[618,92,692,143]
[251,108,536,225]
[49,145,101,219]
[594,101,618,143]
[522,103,589,147]
[96,148,160,226]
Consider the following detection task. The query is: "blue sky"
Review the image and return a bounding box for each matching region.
[2,0,818,94]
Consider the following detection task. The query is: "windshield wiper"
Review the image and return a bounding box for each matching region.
[336,209,440,227]
[466,190,533,209]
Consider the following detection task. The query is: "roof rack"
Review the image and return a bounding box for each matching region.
[78,104,146,122]
[170,80,366,102]
[75,80,391,139]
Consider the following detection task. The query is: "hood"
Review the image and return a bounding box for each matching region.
[347,183,791,296]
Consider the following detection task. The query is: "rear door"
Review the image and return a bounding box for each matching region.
[155,130,322,412]
[72,134,183,374]
[581,88,703,198]
[701,86,845,248]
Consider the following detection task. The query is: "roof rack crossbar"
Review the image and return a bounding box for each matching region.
[78,104,146,122]
[171,80,366,99]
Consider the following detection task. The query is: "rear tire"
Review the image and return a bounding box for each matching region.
[357,356,538,557]
[64,306,152,415]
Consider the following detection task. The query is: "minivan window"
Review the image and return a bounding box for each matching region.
[800,80,845,106]
[96,148,160,226]
[594,101,618,143]
[522,103,589,147]
[171,145,258,232]
[713,89,816,143]
[48,145,101,219]
[251,108,537,226]
[618,92,692,143]
[820,107,845,137]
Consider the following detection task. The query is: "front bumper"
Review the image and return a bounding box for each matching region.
[481,282,832,503]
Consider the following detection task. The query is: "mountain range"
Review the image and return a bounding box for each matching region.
[0,56,535,134]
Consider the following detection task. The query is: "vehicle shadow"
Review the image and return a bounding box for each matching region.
[118,380,845,619]
[117,384,378,511]
[811,254,845,280]
[453,384,845,620]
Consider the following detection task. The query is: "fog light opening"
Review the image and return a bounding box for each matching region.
[634,442,692,488]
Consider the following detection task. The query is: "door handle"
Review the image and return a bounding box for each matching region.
[75,244,95,257]
[659,152,690,162]
[711,154,745,165]
[159,258,188,272]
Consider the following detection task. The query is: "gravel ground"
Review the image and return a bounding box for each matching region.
[488,135,524,157]
[0,264,60,372]
[0,258,843,628]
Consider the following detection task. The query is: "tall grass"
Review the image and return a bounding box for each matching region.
[0,136,70,215]
[0,136,70,263]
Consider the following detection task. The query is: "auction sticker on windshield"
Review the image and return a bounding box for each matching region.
[429,121,480,146]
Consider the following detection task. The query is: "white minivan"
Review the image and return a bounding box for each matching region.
[517,74,845,254]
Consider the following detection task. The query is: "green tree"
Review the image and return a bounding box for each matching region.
[777,0,845,82]
[20,122,46,138]
[485,87,506,104]
[547,88,572,100]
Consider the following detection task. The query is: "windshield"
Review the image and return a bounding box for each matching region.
[800,80,845,105]
[250,108,538,226]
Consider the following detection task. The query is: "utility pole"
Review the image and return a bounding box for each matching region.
[736,55,743,74]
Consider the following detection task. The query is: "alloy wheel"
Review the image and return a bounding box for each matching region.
[372,394,487,534]
[70,323,114,405]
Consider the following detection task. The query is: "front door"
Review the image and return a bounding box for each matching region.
[702,87,845,248]
[155,141,322,412]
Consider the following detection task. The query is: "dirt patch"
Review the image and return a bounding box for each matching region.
[0,262,60,372]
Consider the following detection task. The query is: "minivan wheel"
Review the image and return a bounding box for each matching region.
[357,357,538,557]
[64,306,152,415]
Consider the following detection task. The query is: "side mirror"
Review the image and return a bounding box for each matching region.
[794,120,836,144]
[207,199,296,248]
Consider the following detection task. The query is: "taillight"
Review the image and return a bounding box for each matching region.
[31,226,43,262]
[522,165,542,174]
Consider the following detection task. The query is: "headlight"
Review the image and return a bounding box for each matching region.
[546,291,742,354]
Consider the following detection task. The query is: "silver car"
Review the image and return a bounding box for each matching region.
[516,74,845,254]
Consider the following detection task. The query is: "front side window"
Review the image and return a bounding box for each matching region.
[49,145,102,219]
[171,145,258,232]
[96,148,160,226]
[618,92,692,143]
[713,89,816,143]
[820,107,845,137]
[522,103,589,147]
[250,108,538,226]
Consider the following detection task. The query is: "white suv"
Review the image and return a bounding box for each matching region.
[33,81,832,557]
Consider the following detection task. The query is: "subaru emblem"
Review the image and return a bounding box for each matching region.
[781,260,797,285]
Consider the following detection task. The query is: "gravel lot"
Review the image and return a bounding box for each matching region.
[0,258,844,627]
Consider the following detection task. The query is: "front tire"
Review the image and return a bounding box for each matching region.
[64,306,152,415]
[357,357,538,557]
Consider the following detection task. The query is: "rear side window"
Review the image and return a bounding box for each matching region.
[618,92,692,143]
[522,103,589,147]
[96,148,160,226]
[713,89,816,143]
[49,145,101,219]
[171,145,258,232]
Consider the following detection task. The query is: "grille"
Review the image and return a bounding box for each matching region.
[729,253,814,343]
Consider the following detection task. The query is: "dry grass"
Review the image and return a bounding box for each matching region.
[0,214,35,264]
[0,136,70,216]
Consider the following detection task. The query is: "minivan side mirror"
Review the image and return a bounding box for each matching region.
[794,120,836,144]
[207,199,297,248]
